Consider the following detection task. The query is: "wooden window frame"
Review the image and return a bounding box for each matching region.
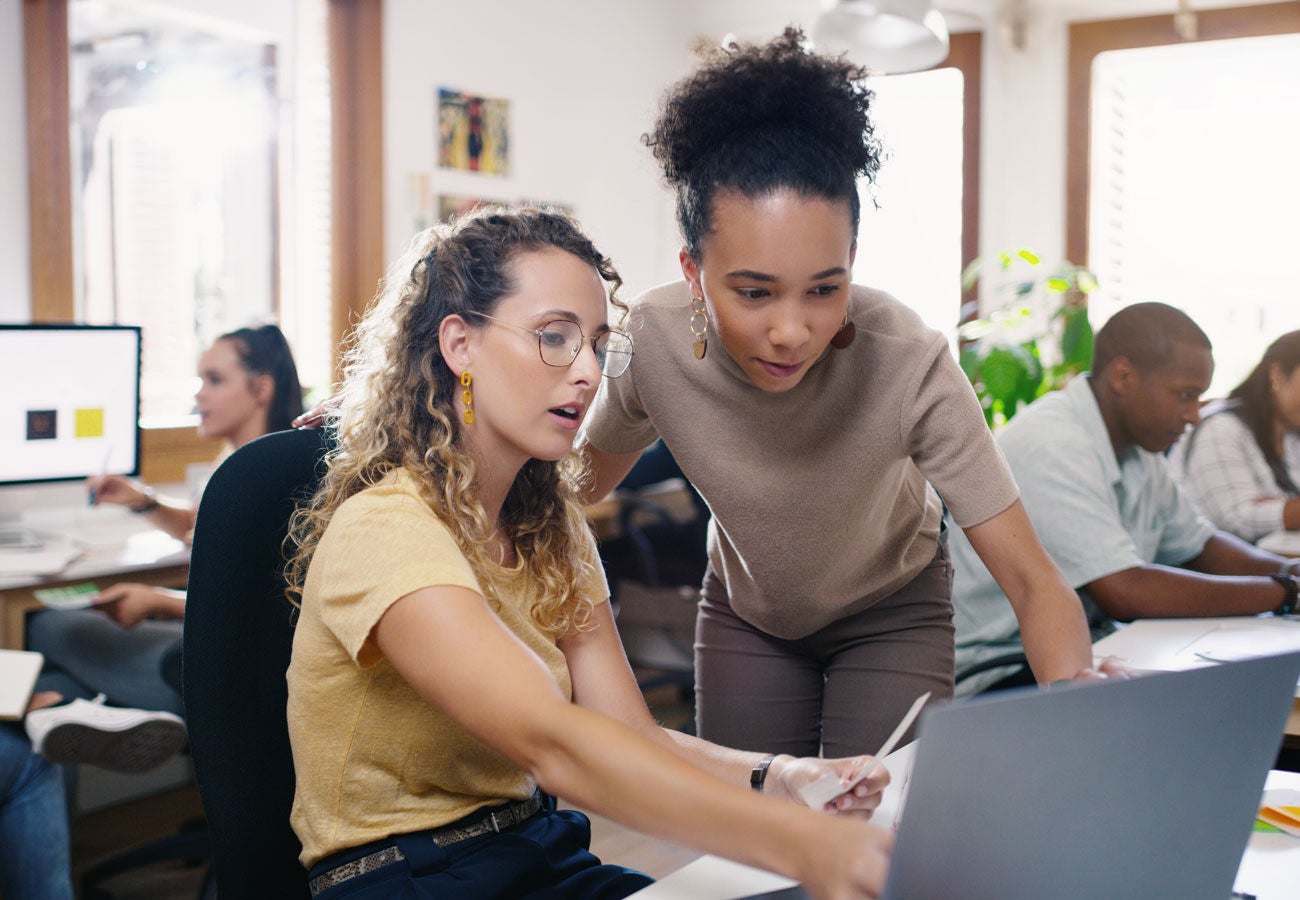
[23,0,384,470]
[1066,2,1300,267]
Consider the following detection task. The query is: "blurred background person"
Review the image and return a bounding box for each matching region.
[1172,330,1300,542]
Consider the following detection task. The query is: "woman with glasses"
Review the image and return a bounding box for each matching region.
[581,30,1119,759]
[284,206,892,899]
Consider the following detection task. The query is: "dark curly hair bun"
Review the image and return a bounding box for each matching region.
[645,27,883,256]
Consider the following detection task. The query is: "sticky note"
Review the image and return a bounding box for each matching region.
[75,408,105,438]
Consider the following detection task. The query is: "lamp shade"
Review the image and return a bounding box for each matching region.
[812,0,950,74]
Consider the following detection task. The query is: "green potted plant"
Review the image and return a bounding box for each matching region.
[958,248,1098,428]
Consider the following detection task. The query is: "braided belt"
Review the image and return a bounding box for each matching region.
[308,792,543,896]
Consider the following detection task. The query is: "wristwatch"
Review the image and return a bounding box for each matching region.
[751,753,779,792]
[1269,571,1298,617]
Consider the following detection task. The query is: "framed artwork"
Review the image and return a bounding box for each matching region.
[437,88,510,175]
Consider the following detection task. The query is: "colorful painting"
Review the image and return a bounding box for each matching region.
[437,88,510,175]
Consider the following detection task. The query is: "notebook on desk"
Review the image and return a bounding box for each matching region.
[879,650,1300,900]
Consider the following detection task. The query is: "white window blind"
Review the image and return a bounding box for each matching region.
[1089,34,1300,396]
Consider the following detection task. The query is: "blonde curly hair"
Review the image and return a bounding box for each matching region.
[286,206,625,638]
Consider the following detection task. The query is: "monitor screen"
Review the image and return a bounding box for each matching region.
[0,324,142,486]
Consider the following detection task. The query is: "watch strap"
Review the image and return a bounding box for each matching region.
[1269,571,1298,616]
[751,753,778,792]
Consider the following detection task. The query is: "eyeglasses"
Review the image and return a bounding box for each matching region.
[476,315,634,378]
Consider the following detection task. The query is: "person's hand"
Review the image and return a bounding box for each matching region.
[1064,655,1134,684]
[27,691,64,714]
[87,474,151,509]
[766,753,890,818]
[291,395,341,430]
[92,583,185,628]
[796,813,893,900]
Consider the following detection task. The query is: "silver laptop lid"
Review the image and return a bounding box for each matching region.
[884,650,1300,900]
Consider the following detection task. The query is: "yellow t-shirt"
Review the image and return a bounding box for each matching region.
[287,467,607,867]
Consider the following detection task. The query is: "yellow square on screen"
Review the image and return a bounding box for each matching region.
[75,408,105,438]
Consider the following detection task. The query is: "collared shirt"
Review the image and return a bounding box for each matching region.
[1169,404,1300,542]
[949,375,1216,695]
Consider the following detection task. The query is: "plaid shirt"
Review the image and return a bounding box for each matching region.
[1170,407,1300,542]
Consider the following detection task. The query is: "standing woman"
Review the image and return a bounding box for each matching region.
[582,29,1109,758]
[28,324,303,718]
[1172,330,1300,541]
[285,207,890,899]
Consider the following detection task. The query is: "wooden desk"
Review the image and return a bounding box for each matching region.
[1092,617,1300,748]
[0,530,189,650]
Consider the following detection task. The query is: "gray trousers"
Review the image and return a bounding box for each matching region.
[694,541,954,759]
[27,609,184,717]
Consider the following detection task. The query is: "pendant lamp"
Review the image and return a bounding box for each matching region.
[812,0,950,74]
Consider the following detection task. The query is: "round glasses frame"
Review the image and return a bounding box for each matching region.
[476,314,633,378]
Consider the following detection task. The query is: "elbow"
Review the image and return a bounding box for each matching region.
[1087,588,1137,623]
[507,718,589,802]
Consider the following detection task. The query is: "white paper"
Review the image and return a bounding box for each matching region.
[0,650,44,720]
[798,692,930,809]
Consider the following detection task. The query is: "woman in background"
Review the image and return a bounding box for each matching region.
[27,324,303,721]
[286,206,891,899]
[1172,330,1300,541]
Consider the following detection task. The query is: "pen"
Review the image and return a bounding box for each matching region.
[88,444,112,506]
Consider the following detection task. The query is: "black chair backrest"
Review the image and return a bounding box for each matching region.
[183,427,331,900]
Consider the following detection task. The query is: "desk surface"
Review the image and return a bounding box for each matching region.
[630,764,1300,899]
[1091,616,1300,744]
[0,525,189,650]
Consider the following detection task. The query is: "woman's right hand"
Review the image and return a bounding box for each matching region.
[291,395,341,429]
[796,813,893,900]
[87,474,150,509]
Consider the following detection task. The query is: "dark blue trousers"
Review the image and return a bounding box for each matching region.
[309,803,652,899]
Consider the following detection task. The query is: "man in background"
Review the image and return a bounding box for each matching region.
[951,302,1299,695]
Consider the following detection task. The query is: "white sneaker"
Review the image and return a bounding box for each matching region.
[25,693,187,774]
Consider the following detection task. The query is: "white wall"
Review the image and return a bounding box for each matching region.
[382,0,694,298]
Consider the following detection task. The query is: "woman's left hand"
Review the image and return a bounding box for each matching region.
[764,753,890,818]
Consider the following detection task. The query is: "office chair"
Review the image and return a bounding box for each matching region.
[598,441,708,715]
[182,427,331,899]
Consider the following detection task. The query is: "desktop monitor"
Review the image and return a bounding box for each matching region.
[0,324,142,486]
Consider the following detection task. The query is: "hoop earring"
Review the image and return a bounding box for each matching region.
[690,295,708,360]
[830,316,856,350]
[461,371,475,425]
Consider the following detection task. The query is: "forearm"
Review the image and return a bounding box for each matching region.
[1014,583,1094,684]
[524,704,817,882]
[1184,532,1291,576]
[137,497,198,542]
[963,500,1094,683]
[150,587,188,619]
[659,727,781,789]
[1089,566,1286,620]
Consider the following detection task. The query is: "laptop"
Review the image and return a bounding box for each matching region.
[0,649,44,720]
[879,650,1300,900]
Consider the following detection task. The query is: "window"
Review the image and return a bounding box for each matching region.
[1069,4,1300,396]
[854,32,980,339]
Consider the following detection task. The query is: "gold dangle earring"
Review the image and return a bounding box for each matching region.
[690,295,708,360]
[830,314,856,350]
[461,371,474,425]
